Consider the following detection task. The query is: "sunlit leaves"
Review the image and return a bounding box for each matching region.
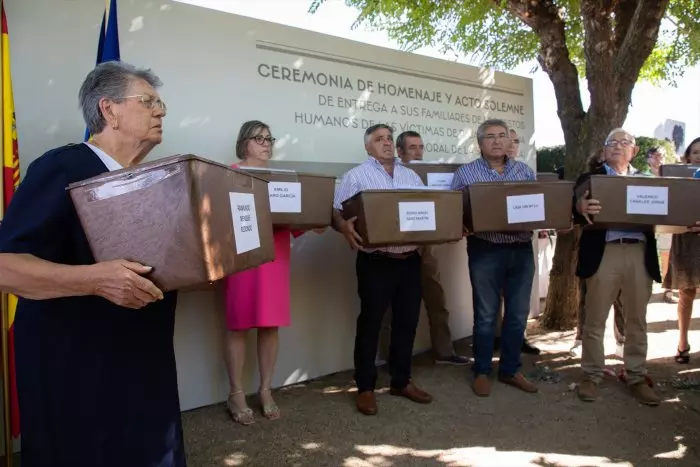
[309,0,698,86]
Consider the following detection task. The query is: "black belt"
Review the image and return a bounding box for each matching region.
[606,238,643,244]
[368,250,418,260]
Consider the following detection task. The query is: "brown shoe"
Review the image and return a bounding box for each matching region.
[389,383,433,404]
[472,375,491,397]
[498,373,538,393]
[356,391,378,415]
[631,382,661,406]
[577,379,598,402]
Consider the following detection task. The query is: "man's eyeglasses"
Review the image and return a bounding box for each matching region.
[250,135,276,146]
[119,94,167,112]
[605,139,634,148]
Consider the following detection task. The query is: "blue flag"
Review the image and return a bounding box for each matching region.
[85,0,120,141]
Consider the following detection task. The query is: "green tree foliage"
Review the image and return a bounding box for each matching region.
[630,137,678,172]
[309,0,699,84]
[536,146,566,173]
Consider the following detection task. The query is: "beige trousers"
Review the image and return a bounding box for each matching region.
[581,243,652,385]
[379,244,455,359]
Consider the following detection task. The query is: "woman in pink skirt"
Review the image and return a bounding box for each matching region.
[225,120,320,425]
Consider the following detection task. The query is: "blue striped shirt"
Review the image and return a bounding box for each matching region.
[603,163,647,243]
[695,168,700,179]
[334,156,424,253]
[451,156,535,244]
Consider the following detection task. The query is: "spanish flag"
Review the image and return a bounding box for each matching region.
[1,3,21,439]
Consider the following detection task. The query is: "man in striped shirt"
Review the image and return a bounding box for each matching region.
[332,123,433,416]
[495,128,541,355]
[450,118,539,397]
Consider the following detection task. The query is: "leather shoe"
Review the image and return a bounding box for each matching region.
[356,391,377,415]
[472,375,491,397]
[389,383,433,404]
[499,372,538,393]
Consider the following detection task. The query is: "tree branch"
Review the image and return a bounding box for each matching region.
[613,0,638,51]
[501,0,584,144]
[581,0,616,125]
[614,0,670,122]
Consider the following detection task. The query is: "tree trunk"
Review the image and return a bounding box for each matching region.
[539,112,623,330]
[531,0,669,331]
[540,229,580,330]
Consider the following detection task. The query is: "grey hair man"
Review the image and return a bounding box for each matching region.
[574,128,662,406]
[377,131,470,366]
[332,124,433,416]
[451,119,539,397]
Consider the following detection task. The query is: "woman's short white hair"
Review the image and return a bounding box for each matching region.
[79,61,162,136]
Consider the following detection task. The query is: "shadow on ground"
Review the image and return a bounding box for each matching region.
[183,300,700,467]
[183,344,700,466]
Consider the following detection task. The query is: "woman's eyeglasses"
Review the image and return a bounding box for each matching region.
[119,94,167,112]
[250,135,276,146]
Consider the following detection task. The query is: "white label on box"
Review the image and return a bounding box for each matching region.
[506,193,546,224]
[229,192,260,254]
[427,172,454,190]
[626,185,668,215]
[398,201,436,232]
[268,182,302,213]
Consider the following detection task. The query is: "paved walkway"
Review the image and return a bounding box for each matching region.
[183,292,700,466]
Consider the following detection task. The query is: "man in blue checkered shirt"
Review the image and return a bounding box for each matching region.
[451,118,538,397]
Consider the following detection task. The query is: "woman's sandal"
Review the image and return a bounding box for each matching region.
[664,290,679,304]
[258,388,280,420]
[226,390,255,426]
[675,347,691,364]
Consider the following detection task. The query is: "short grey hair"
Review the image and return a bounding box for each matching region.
[604,128,636,145]
[79,61,163,136]
[364,123,393,146]
[476,119,509,145]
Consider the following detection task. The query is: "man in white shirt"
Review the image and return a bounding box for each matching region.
[377,130,469,365]
[332,124,433,416]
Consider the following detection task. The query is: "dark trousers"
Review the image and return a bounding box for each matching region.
[467,236,535,376]
[355,250,422,392]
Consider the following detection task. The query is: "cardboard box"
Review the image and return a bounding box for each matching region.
[537,172,561,182]
[341,189,463,247]
[577,174,700,230]
[464,181,574,232]
[403,162,463,189]
[68,154,275,292]
[237,167,336,229]
[660,164,700,178]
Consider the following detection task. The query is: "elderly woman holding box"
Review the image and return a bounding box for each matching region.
[0,62,185,467]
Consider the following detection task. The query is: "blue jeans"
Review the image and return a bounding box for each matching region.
[467,236,535,377]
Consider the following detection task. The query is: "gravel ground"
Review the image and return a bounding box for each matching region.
[183,291,700,467]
